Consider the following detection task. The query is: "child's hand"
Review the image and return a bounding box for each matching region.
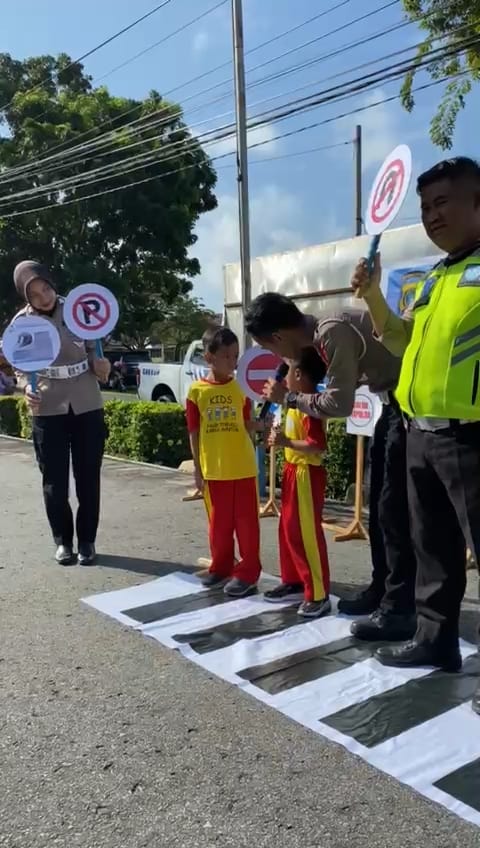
[194,469,204,492]
[268,428,289,449]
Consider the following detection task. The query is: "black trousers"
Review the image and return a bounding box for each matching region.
[368,399,417,614]
[407,423,480,648]
[33,408,106,547]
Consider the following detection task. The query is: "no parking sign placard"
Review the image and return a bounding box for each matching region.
[63,284,119,341]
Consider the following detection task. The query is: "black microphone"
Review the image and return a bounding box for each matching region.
[259,361,289,419]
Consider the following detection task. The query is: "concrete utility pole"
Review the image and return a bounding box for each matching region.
[231,0,252,349]
[354,124,363,236]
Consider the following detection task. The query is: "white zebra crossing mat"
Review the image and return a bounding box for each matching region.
[83,572,480,828]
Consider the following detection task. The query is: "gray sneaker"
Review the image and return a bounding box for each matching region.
[224,578,258,598]
[298,598,331,619]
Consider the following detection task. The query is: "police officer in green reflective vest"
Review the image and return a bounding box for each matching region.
[351,156,480,716]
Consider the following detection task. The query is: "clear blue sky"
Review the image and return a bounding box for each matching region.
[2,0,479,310]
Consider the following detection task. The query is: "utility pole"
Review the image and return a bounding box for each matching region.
[231,0,252,349]
[354,124,362,236]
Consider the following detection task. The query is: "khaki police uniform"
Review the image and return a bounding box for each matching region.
[15,299,106,549]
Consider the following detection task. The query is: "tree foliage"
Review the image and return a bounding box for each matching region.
[150,295,217,357]
[401,1,480,148]
[0,52,217,339]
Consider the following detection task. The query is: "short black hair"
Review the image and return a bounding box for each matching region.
[294,347,327,388]
[417,157,480,194]
[202,325,238,353]
[245,293,304,338]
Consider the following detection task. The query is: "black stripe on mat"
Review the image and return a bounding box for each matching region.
[237,637,384,695]
[121,581,270,624]
[434,757,480,813]
[172,606,302,653]
[322,653,480,748]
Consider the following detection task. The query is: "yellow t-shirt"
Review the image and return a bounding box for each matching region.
[284,408,326,466]
[186,378,257,481]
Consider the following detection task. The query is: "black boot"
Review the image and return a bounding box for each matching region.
[78,543,96,566]
[55,545,74,566]
[375,639,462,673]
[351,610,416,642]
[337,584,383,616]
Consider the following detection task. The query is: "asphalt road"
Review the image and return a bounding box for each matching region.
[1,437,478,848]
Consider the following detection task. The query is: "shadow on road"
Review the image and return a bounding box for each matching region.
[97,554,197,578]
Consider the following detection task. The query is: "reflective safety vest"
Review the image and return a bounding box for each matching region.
[395,250,480,419]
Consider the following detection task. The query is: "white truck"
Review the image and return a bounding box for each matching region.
[137,339,207,405]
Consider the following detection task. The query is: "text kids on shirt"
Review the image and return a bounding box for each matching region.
[265,347,331,618]
[186,326,268,598]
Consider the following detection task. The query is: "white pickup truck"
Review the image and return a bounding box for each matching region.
[137,339,208,405]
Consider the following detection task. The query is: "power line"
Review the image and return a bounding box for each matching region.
[95,0,229,84]
[0,0,405,182]
[0,71,467,220]
[0,31,475,207]
[0,0,174,113]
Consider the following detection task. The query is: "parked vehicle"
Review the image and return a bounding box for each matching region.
[137,340,207,405]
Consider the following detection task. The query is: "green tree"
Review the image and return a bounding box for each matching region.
[0,52,217,336]
[150,295,217,357]
[401,1,480,148]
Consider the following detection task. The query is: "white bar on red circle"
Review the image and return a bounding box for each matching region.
[237,347,284,402]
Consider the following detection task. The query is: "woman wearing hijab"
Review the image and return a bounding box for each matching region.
[12,260,111,566]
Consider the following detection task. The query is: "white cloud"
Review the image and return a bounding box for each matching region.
[334,87,398,173]
[192,30,209,53]
[191,184,306,309]
[207,121,280,159]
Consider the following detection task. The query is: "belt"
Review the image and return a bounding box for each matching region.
[410,416,478,432]
[40,360,89,380]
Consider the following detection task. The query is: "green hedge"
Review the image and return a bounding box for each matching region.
[104,400,189,466]
[0,395,32,438]
[0,396,190,468]
[0,397,356,492]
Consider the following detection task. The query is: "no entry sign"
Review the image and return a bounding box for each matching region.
[346,388,382,437]
[237,347,284,403]
[365,144,412,236]
[63,283,119,341]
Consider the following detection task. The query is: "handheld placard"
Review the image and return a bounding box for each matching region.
[1,315,61,398]
[63,283,119,360]
[363,144,413,278]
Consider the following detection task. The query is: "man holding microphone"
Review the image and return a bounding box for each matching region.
[351,156,480,715]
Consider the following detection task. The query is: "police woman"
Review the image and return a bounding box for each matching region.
[13,260,111,566]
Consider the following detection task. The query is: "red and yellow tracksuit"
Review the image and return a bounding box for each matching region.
[279,409,330,602]
[186,378,261,584]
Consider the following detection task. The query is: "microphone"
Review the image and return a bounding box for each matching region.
[259,361,289,419]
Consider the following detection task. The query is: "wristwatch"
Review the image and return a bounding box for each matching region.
[285,391,298,409]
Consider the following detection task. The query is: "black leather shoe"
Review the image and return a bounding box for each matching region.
[55,545,74,566]
[78,544,96,566]
[375,639,462,672]
[351,610,416,642]
[473,683,480,715]
[337,585,383,616]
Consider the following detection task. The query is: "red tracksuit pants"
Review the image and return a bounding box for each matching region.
[279,462,330,602]
[203,477,261,584]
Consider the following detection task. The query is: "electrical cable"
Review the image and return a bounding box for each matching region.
[0,28,474,206]
[0,0,406,180]
[0,70,468,219]
[0,0,174,113]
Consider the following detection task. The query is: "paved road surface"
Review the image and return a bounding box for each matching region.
[1,437,478,848]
